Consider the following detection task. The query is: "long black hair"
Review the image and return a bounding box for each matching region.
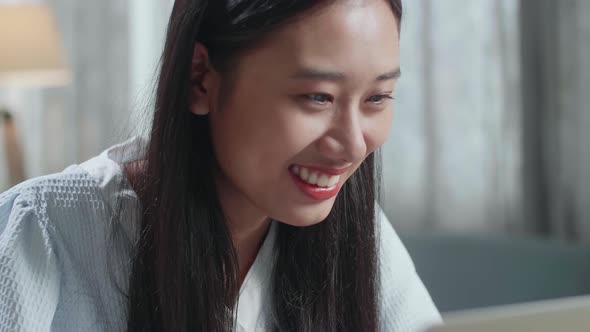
[125,1,402,331]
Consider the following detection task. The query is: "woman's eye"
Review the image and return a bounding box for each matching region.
[304,93,333,104]
[367,94,394,105]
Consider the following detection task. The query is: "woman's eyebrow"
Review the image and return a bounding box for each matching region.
[291,67,401,81]
[377,68,401,81]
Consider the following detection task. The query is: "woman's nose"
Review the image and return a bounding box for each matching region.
[316,110,367,164]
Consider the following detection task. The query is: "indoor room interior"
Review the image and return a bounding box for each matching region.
[1,0,589,320]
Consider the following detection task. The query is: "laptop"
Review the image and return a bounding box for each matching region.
[425,295,590,332]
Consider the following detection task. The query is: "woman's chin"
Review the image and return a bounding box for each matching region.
[273,205,334,227]
[279,218,324,228]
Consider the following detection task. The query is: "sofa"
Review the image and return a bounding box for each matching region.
[400,232,590,313]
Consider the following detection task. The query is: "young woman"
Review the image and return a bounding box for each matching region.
[0,0,441,331]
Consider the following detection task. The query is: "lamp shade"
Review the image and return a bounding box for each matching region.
[0,4,70,87]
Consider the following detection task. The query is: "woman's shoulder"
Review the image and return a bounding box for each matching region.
[0,174,64,330]
[376,208,442,331]
[0,136,144,236]
[376,207,414,273]
[0,144,138,331]
[0,164,104,223]
[1,137,145,243]
[0,152,127,229]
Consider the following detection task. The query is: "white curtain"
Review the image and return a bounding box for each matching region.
[44,0,130,166]
[381,0,524,233]
[520,0,590,242]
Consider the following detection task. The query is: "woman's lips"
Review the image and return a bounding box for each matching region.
[289,164,344,200]
[292,164,350,176]
[290,172,340,200]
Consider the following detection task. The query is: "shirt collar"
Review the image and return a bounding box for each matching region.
[236,221,278,330]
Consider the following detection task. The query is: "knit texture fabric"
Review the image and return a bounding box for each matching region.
[0,137,441,331]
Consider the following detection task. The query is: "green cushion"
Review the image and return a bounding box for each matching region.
[400,232,590,312]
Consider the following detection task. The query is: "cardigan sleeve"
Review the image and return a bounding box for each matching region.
[0,185,61,332]
[377,208,442,332]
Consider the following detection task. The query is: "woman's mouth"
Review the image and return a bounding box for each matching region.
[291,165,341,187]
[289,165,345,200]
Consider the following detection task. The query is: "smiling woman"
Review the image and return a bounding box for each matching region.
[0,1,440,331]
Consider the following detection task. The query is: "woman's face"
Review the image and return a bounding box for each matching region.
[206,0,400,227]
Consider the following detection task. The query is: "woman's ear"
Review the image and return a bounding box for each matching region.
[189,43,219,115]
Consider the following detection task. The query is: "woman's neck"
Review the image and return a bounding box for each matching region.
[216,176,272,286]
[229,216,271,285]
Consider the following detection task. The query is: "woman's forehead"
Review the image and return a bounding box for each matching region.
[236,1,399,80]
[280,1,398,45]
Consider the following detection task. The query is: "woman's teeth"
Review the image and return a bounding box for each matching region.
[291,166,340,187]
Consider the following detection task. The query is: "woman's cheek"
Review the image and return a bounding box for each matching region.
[281,108,332,149]
[364,110,394,152]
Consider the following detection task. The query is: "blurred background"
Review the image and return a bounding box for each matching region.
[1,0,589,316]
